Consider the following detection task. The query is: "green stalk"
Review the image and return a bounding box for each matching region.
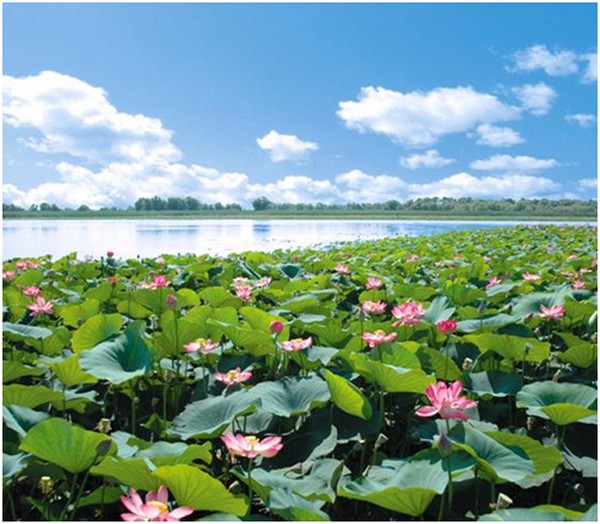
[547,425,566,504]
[69,467,93,520]
[437,489,447,521]
[246,458,254,516]
[130,381,137,436]
[474,466,480,519]
[58,472,79,521]
[445,456,454,516]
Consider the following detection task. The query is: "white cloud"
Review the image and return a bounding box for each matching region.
[337,85,519,147]
[399,150,454,169]
[581,53,597,83]
[512,83,557,116]
[471,124,524,147]
[579,178,598,190]
[3,71,181,165]
[470,154,559,172]
[408,172,561,199]
[565,113,597,127]
[511,45,579,76]
[256,130,319,162]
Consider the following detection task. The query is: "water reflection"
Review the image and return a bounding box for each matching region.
[2,219,595,261]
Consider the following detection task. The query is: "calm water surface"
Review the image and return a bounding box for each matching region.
[2,219,595,260]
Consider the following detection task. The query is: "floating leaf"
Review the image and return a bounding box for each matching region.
[20,418,111,473]
[72,313,124,353]
[322,369,372,420]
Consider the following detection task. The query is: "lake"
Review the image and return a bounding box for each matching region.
[2,219,595,261]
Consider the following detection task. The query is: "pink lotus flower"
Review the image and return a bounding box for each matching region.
[15,260,38,271]
[362,329,397,348]
[567,254,577,261]
[155,257,166,265]
[27,297,54,317]
[436,319,457,335]
[107,251,115,258]
[2,270,16,281]
[151,275,171,288]
[486,276,502,289]
[221,433,283,459]
[232,276,249,288]
[391,301,425,327]
[405,254,420,263]
[592,258,598,267]
[415,380,477,421]
[254,276,272,288]
[334,264,350,275]
[360,300,387,315]
[120,485,193,522]
[269,320,284,335]
[522,273,541,282]
[21,285,42,297]
[539,304,566,320]
[561,271,579,278]
[183,338,219,354]
[280,337,313,352]
[235,284,253,302]
[107,277,118,284]
[214,367,253,386]
[572,280,585,290]
[365,277,383,290]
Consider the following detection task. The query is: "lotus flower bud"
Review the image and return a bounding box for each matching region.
[39,476,54,496]
[96,439,112,457]
[526,416,536,432]
[107,251,114,258]
[438,432,452,457]
[269,321,284,335]
[95,418,112,434]
[496,493,513,509]
[166,294,178,310]
[462,357,474,372]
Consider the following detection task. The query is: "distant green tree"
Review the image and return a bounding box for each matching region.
[252,197,274,211]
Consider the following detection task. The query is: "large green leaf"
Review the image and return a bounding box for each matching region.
[450,423,535,484]
[252,375,330,417]
[3,322,52,341]
[337,455,451,517]
[80,322,153,384]
[322,369,372,420]
[516,381,597,425]
[424,296,455,324]
[46,354,98,386]
[266,487,330,521]
[3,361,44,383]
[3,384,64,409]
[3,405,50,437]
[168,389,258,440]
[20,418,111,473]
[466,371,523,397]
[465,334,550,363]
[58,299,100,328]
[91,456,163,491]
[557,344,597,369]
[71,313,124,353]
[153,464,248,515]
[198,287,241,308]
[349,353,434,393]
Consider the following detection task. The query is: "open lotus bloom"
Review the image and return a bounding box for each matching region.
[280,337,312,352]
[415,380,477,421]
[362,329,397,348]
[365,276,383,289]
[27,297,55,316]
[360,300,387,315]
[214,367,252,386]
[539,304,566,320]
[220,432,283,459]
[183,338,219,354]
[121,485,193,522]
[391,301,425,326]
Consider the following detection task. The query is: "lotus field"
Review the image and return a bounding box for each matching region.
[3,225,598,521]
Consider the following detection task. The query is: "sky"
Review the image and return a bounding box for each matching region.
[2,2,598,209]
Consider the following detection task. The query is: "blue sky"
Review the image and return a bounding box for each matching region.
[3,3,597,208]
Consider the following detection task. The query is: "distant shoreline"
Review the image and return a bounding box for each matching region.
[3,211,597,222]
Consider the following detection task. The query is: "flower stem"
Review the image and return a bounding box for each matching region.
[247,458,254,516]
[58,472,79,521]
[130,381,137,436]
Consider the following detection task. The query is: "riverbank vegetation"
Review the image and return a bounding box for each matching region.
[3,225,597,521]
[3,197,597,220]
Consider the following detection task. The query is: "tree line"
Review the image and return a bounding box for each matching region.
[3,195,598,216]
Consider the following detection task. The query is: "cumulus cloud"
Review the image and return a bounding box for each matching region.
[512,83,557,116]
[337,85,519,147]
[3,71,182,164]
[256,130,319,162]
[408,172,561,199]
[510,45,597,84]
[565,113,597,128]
[470,154,559,172]
[511,45,579,76]
[470,124,524,147]
[399,150,454,169]
[579,178,598,190]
